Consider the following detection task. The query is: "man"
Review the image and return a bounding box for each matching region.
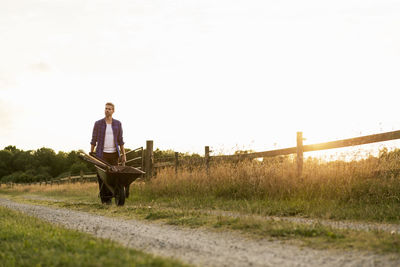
[90,102,126,204]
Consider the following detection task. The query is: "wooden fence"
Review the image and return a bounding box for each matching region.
[146,129,400,177]
[2,130,400,187]
[125,146,144,169]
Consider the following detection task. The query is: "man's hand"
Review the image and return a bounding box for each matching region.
[120,154,127,166]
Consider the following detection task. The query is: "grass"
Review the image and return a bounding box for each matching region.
[0,205,188,267]
[142,151,400,223]
[2,191,400,256]
[2,148,400,256]
[3,149,400,224]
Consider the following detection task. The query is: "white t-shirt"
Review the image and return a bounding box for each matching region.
[103,124,117,153]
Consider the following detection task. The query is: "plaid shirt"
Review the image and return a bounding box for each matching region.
[91,118,124,158]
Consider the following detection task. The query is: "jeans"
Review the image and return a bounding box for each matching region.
[97,152,118,203]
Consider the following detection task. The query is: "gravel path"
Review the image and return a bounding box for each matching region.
[1,198,399,267]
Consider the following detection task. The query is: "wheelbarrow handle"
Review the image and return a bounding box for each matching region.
[79,152,110,169]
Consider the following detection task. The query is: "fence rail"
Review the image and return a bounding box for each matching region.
[153,162,175,168]
[302,130,400,152]
[213,147,297,160]
[57,174,97,182]
[125,146,144,169]
[126,156,142,164]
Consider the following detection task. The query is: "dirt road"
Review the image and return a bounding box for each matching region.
[0,198,398,267]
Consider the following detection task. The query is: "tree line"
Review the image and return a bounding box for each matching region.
[0,145,204,184]
[0,146,95,183]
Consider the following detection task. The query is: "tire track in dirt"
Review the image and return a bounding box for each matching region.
[1,198,398,267]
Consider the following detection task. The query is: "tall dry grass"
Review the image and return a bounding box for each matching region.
[144,150,400,205]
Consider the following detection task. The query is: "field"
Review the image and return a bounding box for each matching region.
[147,149,400,223]
[4,154,400,223]
[2,148,400,265]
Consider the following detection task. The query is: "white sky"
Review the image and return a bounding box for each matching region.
[1,0,400,156]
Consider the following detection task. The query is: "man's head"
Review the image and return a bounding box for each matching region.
[105,102,115,118]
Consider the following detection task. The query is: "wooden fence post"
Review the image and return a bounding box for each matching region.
[297,132,304,177]
[205,146,210,175]
[145,140,154,178]
[175,152,179,176]
[141,148,145,171]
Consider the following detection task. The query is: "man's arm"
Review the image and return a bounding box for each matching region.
[90,121,98,154]
[120,144,126,165]
[117,121,126,164]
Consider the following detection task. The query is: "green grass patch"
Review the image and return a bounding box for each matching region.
[2,183,400,257]
[0,205,188,267]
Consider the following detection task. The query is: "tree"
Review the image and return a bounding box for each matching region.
[12,150,34,172]
[70,162,90,176]
[4,145,17,152]
[0,150,13,178]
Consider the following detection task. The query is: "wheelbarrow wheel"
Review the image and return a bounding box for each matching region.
[114,184,125,206]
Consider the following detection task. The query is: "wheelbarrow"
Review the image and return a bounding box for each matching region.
[79,152,145,206]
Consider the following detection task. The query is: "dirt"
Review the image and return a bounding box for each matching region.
[1,197,399,267]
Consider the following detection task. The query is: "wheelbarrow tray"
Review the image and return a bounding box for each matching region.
[95,165,143,192]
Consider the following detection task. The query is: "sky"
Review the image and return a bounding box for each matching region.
[1,0,400,157]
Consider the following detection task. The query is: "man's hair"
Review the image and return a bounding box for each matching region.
[105,102,115,110]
